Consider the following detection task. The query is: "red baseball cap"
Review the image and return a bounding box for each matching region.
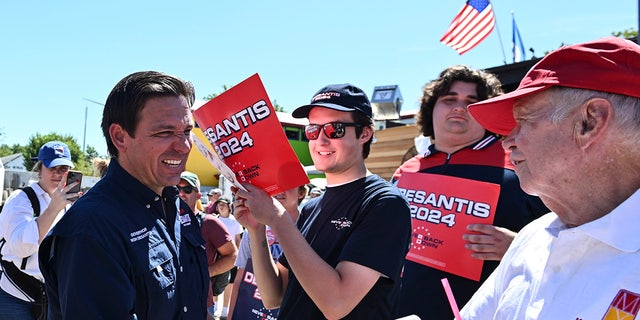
[468,36,640,135]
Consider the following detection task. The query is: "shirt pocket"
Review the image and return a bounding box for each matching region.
[148,239,175,290]
[131,228,176,292]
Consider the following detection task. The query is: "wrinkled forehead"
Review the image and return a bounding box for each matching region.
[512,90,553,116]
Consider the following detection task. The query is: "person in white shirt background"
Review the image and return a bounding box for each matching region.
[0,141,80,319]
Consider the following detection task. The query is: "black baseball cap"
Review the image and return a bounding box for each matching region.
[292,84,372,119]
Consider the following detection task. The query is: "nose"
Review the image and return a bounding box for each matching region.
[453,102,468,113]
[175,132,193,153]
[501,127,518,152]
[315,128,331,144]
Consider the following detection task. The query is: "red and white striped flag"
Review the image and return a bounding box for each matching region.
[440,0,495,55]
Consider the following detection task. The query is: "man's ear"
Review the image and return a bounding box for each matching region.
[359,125,374,143]
[109,123,128,152]
[575,98,612,150]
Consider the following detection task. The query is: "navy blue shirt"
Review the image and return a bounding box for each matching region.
[39,160,209,319]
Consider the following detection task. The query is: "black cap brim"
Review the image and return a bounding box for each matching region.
[292,103,359,118]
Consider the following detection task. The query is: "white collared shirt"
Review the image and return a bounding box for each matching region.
[0,181,67,301]
[461,188,640,319]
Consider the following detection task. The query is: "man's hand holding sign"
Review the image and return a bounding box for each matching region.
[397,172,499,281]
[463,224,517,261]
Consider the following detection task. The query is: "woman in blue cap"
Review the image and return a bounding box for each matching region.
[0,140,80,319]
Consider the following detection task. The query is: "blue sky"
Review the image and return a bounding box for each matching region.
[0,0,635,156]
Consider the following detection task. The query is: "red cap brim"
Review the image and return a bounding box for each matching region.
[468,84,551,136]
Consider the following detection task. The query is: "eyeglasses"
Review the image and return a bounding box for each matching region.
[176,185,195,194]
[304,122,361,140]
[47,166,70,175]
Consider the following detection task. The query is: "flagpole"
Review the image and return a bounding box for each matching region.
[490,1,507,64]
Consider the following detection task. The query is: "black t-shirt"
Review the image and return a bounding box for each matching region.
[277,175,412,319]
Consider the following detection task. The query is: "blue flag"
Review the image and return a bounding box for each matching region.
[512,14,526,62]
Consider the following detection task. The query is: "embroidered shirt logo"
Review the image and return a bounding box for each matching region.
[602,289,640,320]
[130,227,150,243]
[330,217,352,230]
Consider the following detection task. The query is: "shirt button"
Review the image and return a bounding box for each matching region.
[145,204,150,209]
[180,266,184,273]
[155,196,160,201]
[183,306,188,312]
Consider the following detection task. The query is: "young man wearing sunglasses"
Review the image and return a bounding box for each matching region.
[233,84,411,319]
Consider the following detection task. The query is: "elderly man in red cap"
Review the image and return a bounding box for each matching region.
[460,36,640,319]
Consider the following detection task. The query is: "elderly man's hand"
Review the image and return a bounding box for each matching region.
[462,224,517,261]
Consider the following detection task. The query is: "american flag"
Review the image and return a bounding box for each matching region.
[440,0,495,55]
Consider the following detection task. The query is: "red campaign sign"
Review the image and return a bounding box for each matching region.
[192,73,309,195]
[396,172,500,281]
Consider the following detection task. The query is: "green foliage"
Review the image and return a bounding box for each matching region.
[202,85,229,101]
[612,28,638,39]
[0,144,24,158]
[273,100,285,112]
[203,86,286,112]
[84,145,99,162]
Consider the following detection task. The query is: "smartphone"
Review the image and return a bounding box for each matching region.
[66,170,83,197]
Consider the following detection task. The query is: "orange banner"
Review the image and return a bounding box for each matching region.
[192,73,309,195]
[397,172,499,281]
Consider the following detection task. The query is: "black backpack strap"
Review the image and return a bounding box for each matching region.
[18,187,41,270]
[22,186,41,218]
[0,237,5,256]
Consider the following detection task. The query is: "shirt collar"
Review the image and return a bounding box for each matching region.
[105,159,178,206]
[29,181,48,198]
[576,188,640,252]
[424,133,498,157]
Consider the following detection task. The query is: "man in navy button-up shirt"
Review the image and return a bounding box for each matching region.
[40,71,209,319]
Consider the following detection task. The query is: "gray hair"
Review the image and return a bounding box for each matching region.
[546,87,640,143]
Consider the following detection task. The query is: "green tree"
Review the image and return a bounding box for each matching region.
[202,85,229,100]
[272,100,285,112]
[84,145,100,163]
[0,144,24,158]
[612,28,638,39]
[203,85,286,111]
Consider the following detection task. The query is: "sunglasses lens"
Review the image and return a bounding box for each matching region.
[305,125,320,140]
[178,186,193,194]
[324,123,344,139]
[305,123,352,140]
